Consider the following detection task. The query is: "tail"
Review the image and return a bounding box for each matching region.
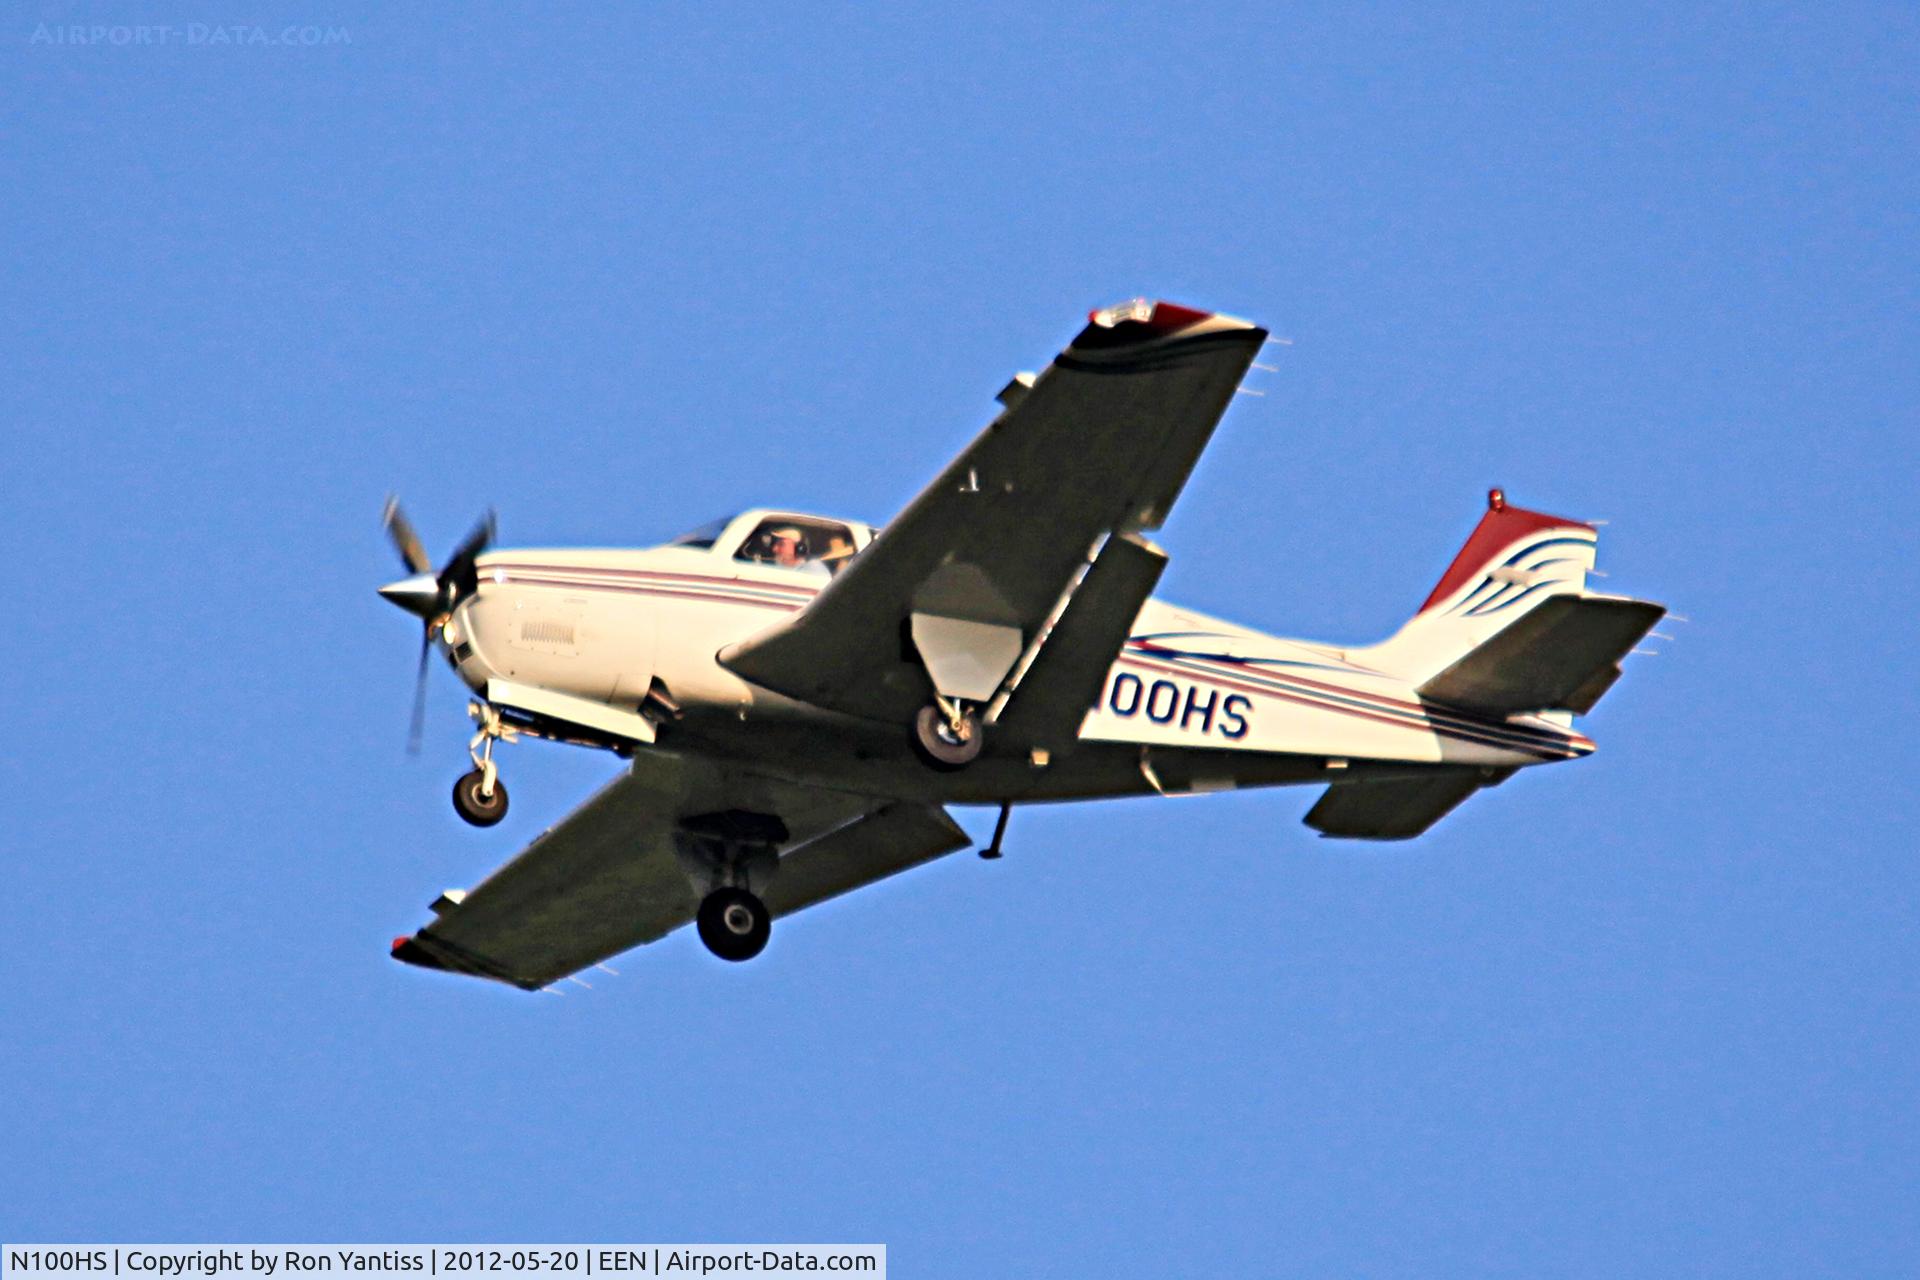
[1356,490,1664,716]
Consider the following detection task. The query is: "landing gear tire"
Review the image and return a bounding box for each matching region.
[452,769,509,827]
[697,887,771,962]
[912,703,984,769]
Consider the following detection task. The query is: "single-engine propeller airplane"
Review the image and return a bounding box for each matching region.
[380,299,1664,990]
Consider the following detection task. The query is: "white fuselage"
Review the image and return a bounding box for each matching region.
[436,515,1590,808]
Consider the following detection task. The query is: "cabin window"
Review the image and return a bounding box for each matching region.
[734,517,858,575]
[666,516,735,550]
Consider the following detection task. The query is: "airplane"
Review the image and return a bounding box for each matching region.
[378,298,1664,990]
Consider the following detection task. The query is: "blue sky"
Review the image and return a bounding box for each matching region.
[4,3,1916,1274]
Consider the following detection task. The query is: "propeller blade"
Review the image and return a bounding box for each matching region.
[387,504,495,757]
[439,508,496,601]
[447,508,496,566]
[383,496,432,576]
[407,628,432,756]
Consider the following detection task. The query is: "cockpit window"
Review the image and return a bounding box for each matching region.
[666,516,736,550]
[734,516,858,575]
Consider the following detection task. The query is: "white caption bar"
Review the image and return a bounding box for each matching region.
[3,1248,883,1280]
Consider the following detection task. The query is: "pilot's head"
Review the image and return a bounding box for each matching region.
[768,526,806,567]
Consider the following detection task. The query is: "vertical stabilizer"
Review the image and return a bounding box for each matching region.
[1356,490,1600,686]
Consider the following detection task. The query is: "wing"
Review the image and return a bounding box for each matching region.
[390,749,969,989]
[1303,768,1515,841]
[720,300,1268,725]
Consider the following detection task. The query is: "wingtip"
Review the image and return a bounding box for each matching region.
[389,934,450,972]
[1075,299,1263,354]
[1087,298,1256,334]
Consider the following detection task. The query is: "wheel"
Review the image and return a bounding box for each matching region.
[697,887,771,962]
[452,769,508,827]
[912,703,984,769]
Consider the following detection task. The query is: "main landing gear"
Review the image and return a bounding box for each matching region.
[696,886,772,962]
[452,701,517,827]
[912,697,984,769]
[675,810,786,962]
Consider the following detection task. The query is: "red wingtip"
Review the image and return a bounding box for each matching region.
[1147,301,1213,331]
[390,935,410,954]
[1087,298,1216,333]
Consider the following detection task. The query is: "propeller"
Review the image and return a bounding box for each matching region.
[379,496,496,754]
[382,496,431,576]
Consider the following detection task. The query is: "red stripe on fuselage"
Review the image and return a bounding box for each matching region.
[486,562,821,597]
[487,575,807,612]
[1125,641,1589,750]
[1114,654,1581,760]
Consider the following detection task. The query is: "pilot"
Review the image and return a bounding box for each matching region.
[766,526,808,568]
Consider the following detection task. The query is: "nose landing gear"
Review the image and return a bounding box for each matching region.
[452,769,508,826]
[452,701,517,827]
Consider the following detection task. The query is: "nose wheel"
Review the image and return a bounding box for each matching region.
[452,701,516,827]
[452,768,508,826]
[697,886,771,962]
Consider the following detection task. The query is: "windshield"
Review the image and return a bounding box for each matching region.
[733,515,857,575]
[665,515,737,550]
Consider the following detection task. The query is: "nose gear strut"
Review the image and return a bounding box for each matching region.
[451,700,518,827]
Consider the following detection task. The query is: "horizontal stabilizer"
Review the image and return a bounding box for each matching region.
[1305,769,1513,841]
[1418,595,1665,716]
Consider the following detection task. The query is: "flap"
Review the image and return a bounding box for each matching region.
[994,531,1167,751]
[762,803,971,917]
